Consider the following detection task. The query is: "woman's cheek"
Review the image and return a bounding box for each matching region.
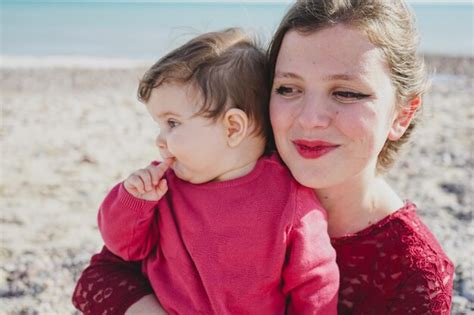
[338,106,376,139]
[339,117,368,140]
[337,110,379,159]
[270,99,293,131]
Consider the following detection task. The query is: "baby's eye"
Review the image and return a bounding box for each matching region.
[275,85,301,97]
[167,119,180,129]
[333,91,370,102]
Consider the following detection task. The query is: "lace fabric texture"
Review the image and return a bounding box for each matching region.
[331,202,454,315]
[72,203,454,314]
[72,246,153,315]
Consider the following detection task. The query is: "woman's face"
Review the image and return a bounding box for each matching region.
[270,24,400,189]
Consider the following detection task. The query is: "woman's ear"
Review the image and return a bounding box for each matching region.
[223,108,249,147]
[388,96,421,141]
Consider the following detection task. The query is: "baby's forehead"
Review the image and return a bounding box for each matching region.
[150,82,194,103]
[148,82,212,116]
[150,78,244,124]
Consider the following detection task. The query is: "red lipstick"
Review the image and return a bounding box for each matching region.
[293,139,339,159]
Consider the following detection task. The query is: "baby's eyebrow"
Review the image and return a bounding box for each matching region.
[157,111,180,119]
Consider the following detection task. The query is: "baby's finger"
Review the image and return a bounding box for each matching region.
[124,174,145,195]
[136,169,153,192]
[158,158,174,174]
[147,165,161,186]
[148,158,174,185]
[155,179,168,199]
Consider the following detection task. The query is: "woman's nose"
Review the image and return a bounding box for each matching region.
[297,94,332,129]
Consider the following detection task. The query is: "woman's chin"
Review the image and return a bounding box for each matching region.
[290,167,319,189]
[291,165,338,190]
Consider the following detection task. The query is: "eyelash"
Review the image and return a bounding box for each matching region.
[276,85,370,100]
[167,119,180,129]
[275,86,300,96]
[333,91,370,100]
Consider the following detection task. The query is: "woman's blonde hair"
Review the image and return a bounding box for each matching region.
[268,0,430,172]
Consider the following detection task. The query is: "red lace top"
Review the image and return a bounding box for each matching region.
[332,202,453,314]
[72,247,152,315]
[73,202,454,315]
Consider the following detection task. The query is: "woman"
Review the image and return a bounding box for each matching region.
[72,0,454,314]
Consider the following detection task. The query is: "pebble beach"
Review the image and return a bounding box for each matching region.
[0,55,472,314]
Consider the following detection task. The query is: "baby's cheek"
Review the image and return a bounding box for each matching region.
[167,134,185,154]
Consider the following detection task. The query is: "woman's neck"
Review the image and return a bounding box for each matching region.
[315,170,404,238]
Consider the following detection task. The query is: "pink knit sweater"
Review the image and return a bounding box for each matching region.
[98,154,339,314]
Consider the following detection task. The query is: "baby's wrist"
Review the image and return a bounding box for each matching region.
[118,183,159,211]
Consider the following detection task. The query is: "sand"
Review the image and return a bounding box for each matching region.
[0,55,472,314]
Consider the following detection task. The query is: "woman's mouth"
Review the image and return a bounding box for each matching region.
[292,139,339,159]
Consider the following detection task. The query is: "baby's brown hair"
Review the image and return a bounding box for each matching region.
[138,28,271,141]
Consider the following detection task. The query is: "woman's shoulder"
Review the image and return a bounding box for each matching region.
[333,201,453,272]
[333,202,453,273]
[333,203,454,313]
[383,202,452,264]
[381,203,454,312]
[389,203,454,282]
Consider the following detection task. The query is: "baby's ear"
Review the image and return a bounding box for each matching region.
[223,108,249,147]
[388,96,421,141]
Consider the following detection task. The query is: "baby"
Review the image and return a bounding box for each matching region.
[98,28,339,314]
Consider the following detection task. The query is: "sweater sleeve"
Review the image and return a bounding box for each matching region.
[98,183,160,261]
[282,186,339,315]
[71,246,153,315]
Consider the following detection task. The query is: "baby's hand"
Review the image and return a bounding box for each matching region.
[124,158,174,201]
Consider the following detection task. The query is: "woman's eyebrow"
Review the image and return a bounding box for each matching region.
[322,74,357,81]
[273,71,303,80]
[275,71,360,82]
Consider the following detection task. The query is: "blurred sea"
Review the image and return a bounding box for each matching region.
[1,1,473,59]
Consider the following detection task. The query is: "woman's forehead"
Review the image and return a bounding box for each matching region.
[276,26,389,82]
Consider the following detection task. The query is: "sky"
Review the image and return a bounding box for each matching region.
[6,0,474,3]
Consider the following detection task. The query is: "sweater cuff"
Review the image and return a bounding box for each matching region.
[117,183,160,213]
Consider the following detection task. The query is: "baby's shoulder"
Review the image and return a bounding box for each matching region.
[261,152,290,171]
[259,152,324,211]
[260,153,302,184]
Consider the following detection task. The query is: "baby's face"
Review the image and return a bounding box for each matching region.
[147,83,231,184]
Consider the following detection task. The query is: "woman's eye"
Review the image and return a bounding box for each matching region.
[167,119,180,129]
[334,91,370,101]
[275,85,301,97]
